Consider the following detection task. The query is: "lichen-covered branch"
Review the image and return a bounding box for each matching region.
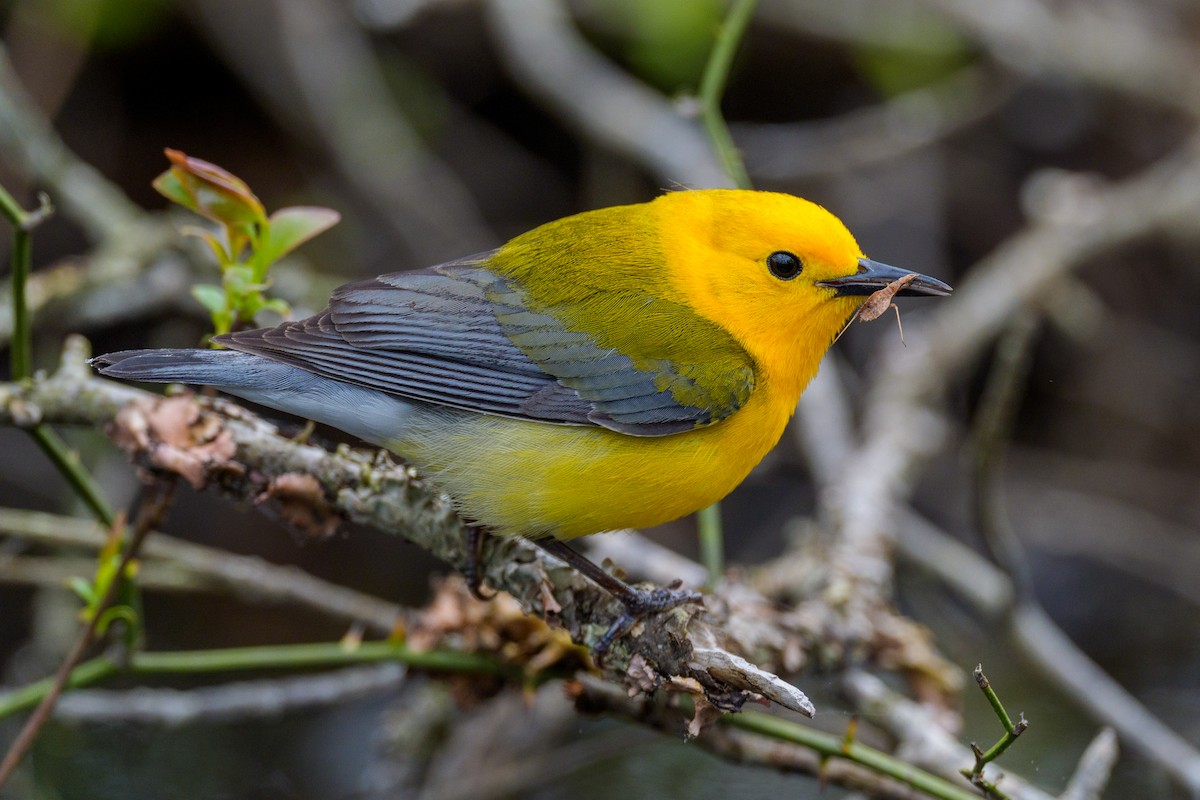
[186,0,495,262]
[0,336,811,716]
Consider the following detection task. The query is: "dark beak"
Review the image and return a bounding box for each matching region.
[817,258,952,297]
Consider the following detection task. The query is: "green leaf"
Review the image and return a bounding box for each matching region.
[181,225,232,266]
[261,297,291,315]
[152,169,194,209]
[155,149,267,229]
[68,576,97,605]
[258,206,340,272]
[222,263,257,297]
[95,605,139,637]
[213,309,234,337]
[257,297,292,321]
[191,283,227,316]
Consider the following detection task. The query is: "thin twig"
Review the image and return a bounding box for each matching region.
[26,426,115,525]
[726,711,985,800]
[963,308,1200,793]
[963,312,1038,799]
[845,670,1054,800]
[1011,603,1200,793]
[970,312,1040,598]
[891,507,1200,795]
[0,184,51,381]
[573,674,983,800]
[0,641,518,720]
[695,504,723,588]
[698,0,757,190]
[0,507,403,633]
[0,479,176,789]
[963,666,1028,797]
[0,180,115,526]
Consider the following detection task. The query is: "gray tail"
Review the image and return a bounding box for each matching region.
[92,349,267,388]
[94,347,418,447]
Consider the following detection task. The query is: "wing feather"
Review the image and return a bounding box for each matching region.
[216,253,755,437]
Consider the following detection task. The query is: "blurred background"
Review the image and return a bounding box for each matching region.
[0,0,1199,797]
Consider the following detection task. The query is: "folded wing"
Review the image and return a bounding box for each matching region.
[217,255,755,437]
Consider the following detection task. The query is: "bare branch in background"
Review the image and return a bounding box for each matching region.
[819,134,1200,623]
[0,44,345,347]
[1012,604,1200,793]
[844,670,1054,800]
[483,0,732,189]
[1059,729,1119,800]
[0,46,147,241]
[762,0,1200,116]
[0,507,403,633]
[1012,484,1200,610]
[739,67,1011,183]
[921,0,1200,116]
[51,664,404,725]
[184,0,495,263]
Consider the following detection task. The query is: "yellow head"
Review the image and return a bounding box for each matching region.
[652,189,949,401]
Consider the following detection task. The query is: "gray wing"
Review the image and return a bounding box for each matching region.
[216,257,733,436]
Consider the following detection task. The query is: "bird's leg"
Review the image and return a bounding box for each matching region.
[534,538,702,662]
[463,524,495,601]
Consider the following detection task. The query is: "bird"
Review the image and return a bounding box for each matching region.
[95,188,951,654]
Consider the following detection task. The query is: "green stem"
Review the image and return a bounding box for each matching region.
[0,659,116,718]
[976,667,1016,733]
[132,641,514,675]
[0,184,42,381]
[697,503,724,586]
[0,641,521,719]
[692,0,760,582]
[9,226,30,379]
[691,0,753,582]
[698,0,758,190]
[0,182,115,526]
[969,666,1027,769]
[976,728,1024,767]
[29,426,115,526]
[725,711,984,800]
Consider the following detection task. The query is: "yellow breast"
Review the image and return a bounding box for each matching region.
[394,378,797,539]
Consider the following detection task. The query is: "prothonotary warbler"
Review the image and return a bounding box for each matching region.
[96,189,951,653]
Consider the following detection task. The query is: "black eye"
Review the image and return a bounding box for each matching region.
[767,251,803,280]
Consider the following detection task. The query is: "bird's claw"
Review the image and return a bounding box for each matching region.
[464,525,496,601]
[592,584,703,666]
[465,572,496,601]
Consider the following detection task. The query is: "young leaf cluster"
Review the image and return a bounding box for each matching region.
[153,149,339,337]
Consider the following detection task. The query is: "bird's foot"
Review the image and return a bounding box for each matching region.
[463,525,495,601]
[592,579,703,664]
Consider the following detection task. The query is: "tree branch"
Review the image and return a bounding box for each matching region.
[818,132,1200,634]
[0,335,812,716]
